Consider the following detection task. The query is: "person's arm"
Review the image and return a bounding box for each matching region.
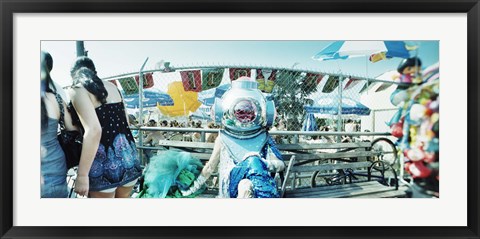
[206,133,214,143]
[266,135,285,172]
[201,136,221,178]
[181,136,221,196]
[69,87,102,197]
[144,133,153,145]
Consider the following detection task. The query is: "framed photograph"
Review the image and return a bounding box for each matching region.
[1,0,479,238]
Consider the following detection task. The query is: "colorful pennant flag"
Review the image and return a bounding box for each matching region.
[343,77,362,90]
[304,73,324,89]
[202,68,224,91]
[229,68,251,81]
[358,81,379,94]
[375,82,394,92]
[265,69,277,93]
[118,77,138,95]
[108,80,118,86]
[256,69,277,93]
[134,72,154,89]
[278,70,302,82]
[180,70,202,92]
[256,69,265,91]
[322,76,340,93]
[369,52,388,63]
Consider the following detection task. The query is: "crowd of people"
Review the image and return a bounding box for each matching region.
[128,117,221,142]
[40,52,362,199]
[131,117,221,163]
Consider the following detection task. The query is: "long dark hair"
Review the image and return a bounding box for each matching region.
[397,57,422,73]
[72,66,108,104]
[70,56,96,77]
[41,51,57,131]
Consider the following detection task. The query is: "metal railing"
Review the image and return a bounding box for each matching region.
[134,126,391,151]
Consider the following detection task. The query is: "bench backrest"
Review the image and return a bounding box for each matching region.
[277,142,372,151]
[141,140,378,162]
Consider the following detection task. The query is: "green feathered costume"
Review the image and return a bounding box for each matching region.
[137,150,205,198]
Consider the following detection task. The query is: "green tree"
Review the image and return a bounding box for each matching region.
[272,70,318,131]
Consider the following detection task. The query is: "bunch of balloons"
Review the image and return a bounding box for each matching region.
[388,57,439,195]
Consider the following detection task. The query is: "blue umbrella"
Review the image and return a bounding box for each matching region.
[312,41,412,62]
[122,89,174,109]
[305,97,371,116]
[198,84,231,106]
[189,111,211,120]
[302,113,318,132]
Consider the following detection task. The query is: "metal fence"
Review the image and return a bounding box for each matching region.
[103,61,402,136]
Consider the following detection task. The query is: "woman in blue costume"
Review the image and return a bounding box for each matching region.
[68,57,142,198]
[181,77,285,198]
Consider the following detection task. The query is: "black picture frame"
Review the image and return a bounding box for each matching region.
[1,0,479,238]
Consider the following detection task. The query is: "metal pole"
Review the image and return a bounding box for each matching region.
[336,76,343,142]
[138,57,149,164]
[76,41,86,57]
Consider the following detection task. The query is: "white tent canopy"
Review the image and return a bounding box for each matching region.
[360,70,398,132]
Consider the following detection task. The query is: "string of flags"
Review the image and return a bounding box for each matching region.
[116,73,155,95]
[180,68,225,92]
[110,67,394,95]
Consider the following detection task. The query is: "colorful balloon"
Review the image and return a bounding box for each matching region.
[408,161,432,178]
[391,122,404,138]
[409,104,427,122]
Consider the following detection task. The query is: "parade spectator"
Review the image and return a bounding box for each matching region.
[206,122,219,143]
[343,119,356,142]
[192,121,203,142]
[307,135,322,144]
[128,114,139,139]
[271,119,287,144]
[162,120,174,139]
[68,57,141,198]
[345,119,356,133]
[144,119,165,161]
[40,52,77,198]
[159,120,169,139]
[321,126,335,143]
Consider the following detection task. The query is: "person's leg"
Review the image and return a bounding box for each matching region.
[114,185,135,198]
[41,181,69,198]
[237,179,253,198]
[114,179,138,198]
[89,188,116,198]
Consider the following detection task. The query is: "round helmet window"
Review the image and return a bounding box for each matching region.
[233,100,257,123]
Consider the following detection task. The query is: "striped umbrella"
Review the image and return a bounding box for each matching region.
[312,41,412,62]
[122,89,174,109]
[302,113,318,132]
[305,97,371,116]
[197,84,231,106]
